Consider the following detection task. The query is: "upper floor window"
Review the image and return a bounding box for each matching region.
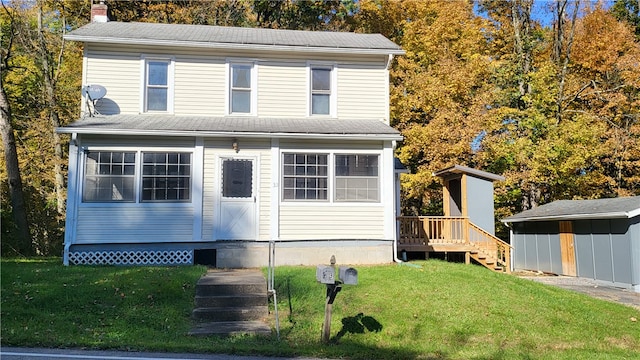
[229,63,255,115]
[310,66,334,116]
[143,57,173,113]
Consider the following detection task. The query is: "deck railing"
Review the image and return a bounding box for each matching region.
[397,216,469,245]
[397,216,512,273]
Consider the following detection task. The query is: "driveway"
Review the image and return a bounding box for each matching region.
[518,274,640,311]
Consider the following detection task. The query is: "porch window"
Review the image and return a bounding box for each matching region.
[144,59,172,112]
[335,154,379,202]
[142,152,191,201]
[282,153,328,201]
[83,151,136,202]
[82,150,192,203]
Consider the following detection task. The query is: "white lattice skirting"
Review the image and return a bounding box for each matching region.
[68,250,193,265]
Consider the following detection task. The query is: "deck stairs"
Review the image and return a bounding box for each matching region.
[189,269,271,336]
[397,216,512,273]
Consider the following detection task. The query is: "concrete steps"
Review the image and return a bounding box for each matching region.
[189,269,271,336]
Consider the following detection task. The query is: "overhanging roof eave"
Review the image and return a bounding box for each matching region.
[56,127,403,141]
[63,35,406,56]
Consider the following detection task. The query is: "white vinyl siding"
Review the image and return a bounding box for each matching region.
[279,205,385,239]
[84,44,390,120]
[74,205,193,243]
[337,65,387,119]
[174,57,225,115]
[258,62,307,117]
[84,49,140,114]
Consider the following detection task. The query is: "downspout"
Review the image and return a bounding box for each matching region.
[392,147,412,264]
[502,220,514,272]
[386,54,394,70]
[393,165,402,263]
[387,54,401,263]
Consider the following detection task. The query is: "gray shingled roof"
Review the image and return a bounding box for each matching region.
[57,115,402,141]
[502,196,640,222]
[65,22,405,55]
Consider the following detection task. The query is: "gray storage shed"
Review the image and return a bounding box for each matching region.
[502,196,640,292]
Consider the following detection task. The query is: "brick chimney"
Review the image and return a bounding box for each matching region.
[91,1,108,23]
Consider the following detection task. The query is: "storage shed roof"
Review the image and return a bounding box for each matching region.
[502,196,640,223]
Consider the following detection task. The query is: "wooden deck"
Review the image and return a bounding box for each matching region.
[397,216,512,273]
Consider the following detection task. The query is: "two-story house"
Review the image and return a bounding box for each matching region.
[58,11,405,267]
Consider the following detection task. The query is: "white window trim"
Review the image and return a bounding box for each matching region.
[140,55,175,114]
[280,149,382,205]
[307,62,337,118]
[226,60,258,116]
[78,146,194,206]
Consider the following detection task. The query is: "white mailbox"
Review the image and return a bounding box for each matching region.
[316,265,336,284]
[339,267,358,285]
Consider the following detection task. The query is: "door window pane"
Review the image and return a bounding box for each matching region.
[222,159,253,198]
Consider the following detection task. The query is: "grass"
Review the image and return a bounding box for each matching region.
[1,258,639,359]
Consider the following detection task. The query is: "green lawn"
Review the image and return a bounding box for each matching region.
[1,258,639,359]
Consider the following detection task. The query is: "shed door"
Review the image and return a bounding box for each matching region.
[559,221,577,276]
[216,157,256,240]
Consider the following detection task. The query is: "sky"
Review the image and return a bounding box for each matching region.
[476,0,615,28]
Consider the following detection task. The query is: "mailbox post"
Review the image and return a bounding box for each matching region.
[316,255,358,343]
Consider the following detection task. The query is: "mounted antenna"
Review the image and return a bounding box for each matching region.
[82,84,107,117]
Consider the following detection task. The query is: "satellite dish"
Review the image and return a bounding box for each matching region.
[83,84,107,101]
[82,84,107,117]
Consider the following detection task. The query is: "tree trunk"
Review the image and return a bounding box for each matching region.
[511,0,533,99]
[37,4,66,216]
[553,0,580,123]
[0,77,31,254]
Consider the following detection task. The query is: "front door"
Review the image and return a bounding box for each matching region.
[559,221,577,276]
[216,157,256,240]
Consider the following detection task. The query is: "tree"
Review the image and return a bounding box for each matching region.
[353,0,495,215]
[611,0,640,39]
[1,0,86,255]
[1,2,32,254]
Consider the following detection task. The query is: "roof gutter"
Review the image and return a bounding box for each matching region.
[56,127,403,141]
[63,35,406,56]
